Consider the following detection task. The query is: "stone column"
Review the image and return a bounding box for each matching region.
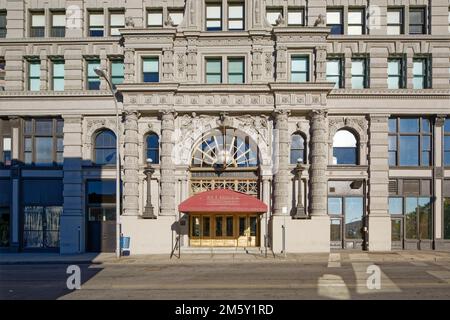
[160,110,176,216]
[272,110,290,216]
[123,110,140,216]
[309,110,328,216]
[434,115,446,247]
[367,114,391,251]
[60,115,84,253]
[40,51,48,91]
[124,48,135,84]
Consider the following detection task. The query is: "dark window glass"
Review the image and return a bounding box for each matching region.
[250,217,257,236]
[226,217,233,236]
[87,180,116,204]
[330,219,341,241]
[0,207,9,247]
[94,130,116,165]
[239,217,246,236]
[390,117,431,167]
[418,197,431,239]
[444,119,450,166]
[405,197,418,239]
[192,216,200,237]
[202,216,210,237]
[409,8,426,34]
[146,133,160,164]
[391,219,402,241]
[0,12,7,38]
[290,133,306,164]
[215,216,223,236]
[444,198,450,239]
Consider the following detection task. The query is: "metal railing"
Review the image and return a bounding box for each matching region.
[170,235,181,259]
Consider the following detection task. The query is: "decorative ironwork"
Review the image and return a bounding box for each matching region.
[190,179,259,196]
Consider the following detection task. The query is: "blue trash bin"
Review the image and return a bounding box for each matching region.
[120,236,130,256]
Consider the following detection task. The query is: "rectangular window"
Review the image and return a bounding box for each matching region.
[52,60,64,91]
[348,9,365,35]
[389,197,403,215]
[351,58,368,89]
[291,56,309,82]
[444,197,450,239]
[226,216,233,237]
[413,58,431,89]
[239,217,246,236]
[143,57,159,83]
[327,9,343,35]
[206,58,222,84]
[215,216,223,237]
[444,119,450,166]
[2,137,11,166]
[31,12,45,37]
[327,58,343,88]
[111,59,124,88]
[389,117,432,167]
[387,8,403,35]
[266,8,283,26]
[168,10,184,26]
[110,12,124,36]
[0,11,7,38]
[147,10,163,27]
[89,12,104,37]
[51,12,65,37]
[206,4,222,31]
[288,8,304,26]
[228,58,244,84]
[23,119,64,166]
[228,3,244,30]
[387,58,405,89]
[409,7,426,34]
[28,60,41,91]
[86,59,100,90]
[0,58,4,91]
[202,216,210,237]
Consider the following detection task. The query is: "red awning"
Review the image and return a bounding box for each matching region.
[178,189,268,213]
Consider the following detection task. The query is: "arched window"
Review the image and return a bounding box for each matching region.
[145,133,160,164]
[192,129,258,168]
[333,130,358,165]
[290,132,306,164]
[94,129,116,165]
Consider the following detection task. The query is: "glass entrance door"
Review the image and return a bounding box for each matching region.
[328,197,365,249]
[190,214,259,247]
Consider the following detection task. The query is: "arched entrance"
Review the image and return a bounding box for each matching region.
[182,127,266,247]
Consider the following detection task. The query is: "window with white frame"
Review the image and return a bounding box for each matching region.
[266,7,283,26]
[89,12,104,37]
[110,12,125,36]
[30,12,45,37]
[387,8,404,35]
[228,3,244,30]
[291,56,309,82]
[168,10,184,26]
[147,9,163,27]
[206,3,222,31]
[288,8,304,26]
[51,12,65,37]
[348,8,365,35]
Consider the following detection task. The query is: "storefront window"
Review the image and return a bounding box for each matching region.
[443,198,450,240]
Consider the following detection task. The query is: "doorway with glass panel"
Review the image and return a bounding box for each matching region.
[328,180,366,250]
[189,214,259,247]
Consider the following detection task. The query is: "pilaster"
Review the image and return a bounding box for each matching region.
[123,110,140,216]
[309,109,328,216]
[159,110,176,216]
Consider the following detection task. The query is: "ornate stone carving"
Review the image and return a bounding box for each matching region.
[314,14,326,27]
[125,17,135,28]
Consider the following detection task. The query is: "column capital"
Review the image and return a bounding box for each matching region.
[62,114,83,123]
[123,109,141,120]
[8,116,21,128]
[436,114,447,127]
[159,109,177,118]
[309,109,328,120]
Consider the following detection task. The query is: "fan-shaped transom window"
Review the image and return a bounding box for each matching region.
[333,130,358,165]
[192,129,259,168]
[94,129,116,165]
[290,132,306,164]
[145,132,160,164]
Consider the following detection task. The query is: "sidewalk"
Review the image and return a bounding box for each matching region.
[1,250,450,265]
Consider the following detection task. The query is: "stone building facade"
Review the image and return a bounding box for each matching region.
[0,0,449,254]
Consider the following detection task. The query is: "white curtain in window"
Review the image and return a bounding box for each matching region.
[90,13,104,26]
[32,14,45,27]
[52,14,66,27]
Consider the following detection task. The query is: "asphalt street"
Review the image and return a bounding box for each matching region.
[1,252,450,300]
